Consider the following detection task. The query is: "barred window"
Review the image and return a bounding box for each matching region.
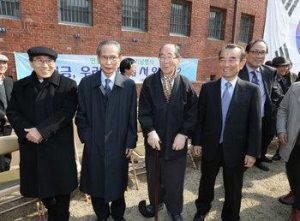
[239,14,254,43]
[59,0,92,25]
[170,0,191,36]
[208,7,225,40]
[0,0,20,18]
[122,0,146,31]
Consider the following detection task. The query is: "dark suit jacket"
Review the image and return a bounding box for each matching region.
[239,65,276,133]
[0,76,13,121]
[138,70,198,160]
[192,78,261,168]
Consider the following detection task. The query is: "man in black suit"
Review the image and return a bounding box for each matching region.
[192,44,261,221]
[0,54,13,172]
[239,39,276,171]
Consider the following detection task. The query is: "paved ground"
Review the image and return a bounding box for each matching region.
[1,142,292,221]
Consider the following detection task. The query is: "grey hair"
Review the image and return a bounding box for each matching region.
[159,44,181,57]
[96,40,121,56]
[218,43,246,61]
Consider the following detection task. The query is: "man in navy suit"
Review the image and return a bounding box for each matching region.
[239,39,276,171]
[192,44,261,221]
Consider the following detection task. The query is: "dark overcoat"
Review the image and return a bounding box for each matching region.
[138,70,198,160]
[75,71,137,202]
[6,71,78,198]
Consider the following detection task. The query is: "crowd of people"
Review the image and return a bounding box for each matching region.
[0,39,299,221]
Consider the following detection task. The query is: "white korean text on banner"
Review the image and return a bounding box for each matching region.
[264,0,300,73]
[14,53,198,83]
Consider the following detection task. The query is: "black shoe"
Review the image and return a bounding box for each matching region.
[170,214,183,221]
[255,162,269,171]
[193,213,205,221]
[261,156,272,163]
[272,153,281,161]
[138,200,164,218]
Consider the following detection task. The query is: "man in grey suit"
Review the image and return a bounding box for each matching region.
[192,44,261,221]
[239,39,276,171]
[0,54,13,172]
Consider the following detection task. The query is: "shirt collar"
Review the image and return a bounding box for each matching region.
[101,71,116,85]
[221,76,238,89]
[246,64,260,74]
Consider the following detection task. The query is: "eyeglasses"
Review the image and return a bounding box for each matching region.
[158,56,178,62]
[249,50,267,56]
[100,55,119,62]
[33,58,55,65]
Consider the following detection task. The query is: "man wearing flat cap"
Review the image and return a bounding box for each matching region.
[0,54,13,172]
[270,56,300,206]
[7,46,78,221]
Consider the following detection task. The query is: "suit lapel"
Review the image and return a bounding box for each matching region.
[226,78,241,121]
[3,77,11,101]
[153,71,167,104]
[168,73,180,104]
[214,79,222,122]
[259,66,270,96]
[239,65,250,81]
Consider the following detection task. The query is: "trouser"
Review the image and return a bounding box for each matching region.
[195,144,245,221]
[257,117,274,162]
[41,194,71,221]
[0,125,12,172]
[286,144,300,210]
[145,153,186,215]
[91,194,126,220]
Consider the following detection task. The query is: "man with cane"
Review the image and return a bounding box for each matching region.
[138,43,198,221]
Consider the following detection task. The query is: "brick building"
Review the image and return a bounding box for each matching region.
[0,0,267,84]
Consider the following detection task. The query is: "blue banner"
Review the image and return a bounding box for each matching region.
[14,53,198,83]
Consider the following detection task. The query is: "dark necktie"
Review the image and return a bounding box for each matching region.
[220,82,232,143]
[251,71,259,85]
[104,79,111,95]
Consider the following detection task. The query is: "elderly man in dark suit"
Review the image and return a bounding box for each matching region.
[0,54,13,172]
[192,44,261,221]
[76,40,137,221]
[238,39,276,171]
[138,43,198,221]
[7,47,78,221]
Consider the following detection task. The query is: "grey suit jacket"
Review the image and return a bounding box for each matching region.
[277,82,300,162]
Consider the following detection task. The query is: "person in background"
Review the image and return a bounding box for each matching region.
[239,39,276,172]
[120,58,137,78]
[271,57,298,161]
[277,81,300,221]
[0,54,13,172]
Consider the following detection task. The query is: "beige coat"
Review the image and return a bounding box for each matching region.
[277,82,300,162]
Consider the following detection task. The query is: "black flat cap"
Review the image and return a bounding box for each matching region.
[272,56,290,67]
[27,46,58,61]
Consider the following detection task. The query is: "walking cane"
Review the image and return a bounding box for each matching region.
[154,149,160,221]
